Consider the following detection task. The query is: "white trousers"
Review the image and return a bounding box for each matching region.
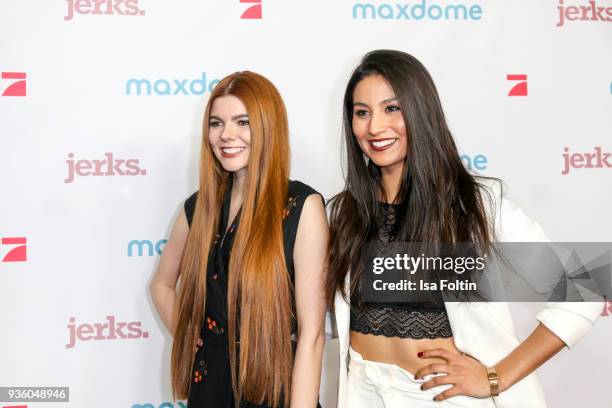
[346,346,497,408]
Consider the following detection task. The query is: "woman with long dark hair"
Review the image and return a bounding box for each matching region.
[328,50,601,407]
[150,71,328,408]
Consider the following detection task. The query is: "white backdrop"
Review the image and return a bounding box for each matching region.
[1,1,611,407]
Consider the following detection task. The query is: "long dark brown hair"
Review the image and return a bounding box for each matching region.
[171,71,293,407]
[327,50,498,306]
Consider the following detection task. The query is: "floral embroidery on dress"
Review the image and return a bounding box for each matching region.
[193,336,204,354]
[207,317,224,334]
[282,196,298,219]
[193,358,208,383]
[193,337,207,383]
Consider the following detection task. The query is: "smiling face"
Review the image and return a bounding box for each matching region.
[208,95,251,176]
[351,74,408,173]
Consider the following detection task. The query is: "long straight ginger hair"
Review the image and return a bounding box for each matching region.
[171,71,293,407]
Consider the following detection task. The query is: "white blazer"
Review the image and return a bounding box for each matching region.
[333,180,602,408]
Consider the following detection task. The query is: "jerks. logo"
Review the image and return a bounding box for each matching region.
[507,74,527,96]
[602,299,612,317]
[66,315,149,349]
[556,0,612,27]
[64,0,145,21]
[65,152,147,183]
[240,0,262,19]
[1,237,27,262]
[562,146,611,175]
[1,72,26,96]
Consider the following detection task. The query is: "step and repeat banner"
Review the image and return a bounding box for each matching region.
[1,1,611,407]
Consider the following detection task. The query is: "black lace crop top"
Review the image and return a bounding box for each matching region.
[350,202,453,339]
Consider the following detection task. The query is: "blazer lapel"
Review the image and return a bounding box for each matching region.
[335,275,351,356]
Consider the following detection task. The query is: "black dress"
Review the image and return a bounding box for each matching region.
[184,179,323,408]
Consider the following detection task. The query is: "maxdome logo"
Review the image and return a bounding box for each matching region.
[128,239,167,256]
[126,73,220,96]
[460,153,488,171]
[131,402,187,408]
[352,0,483,20]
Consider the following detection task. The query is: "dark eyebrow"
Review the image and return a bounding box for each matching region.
[381,97,398,104]
[353,97,398,109]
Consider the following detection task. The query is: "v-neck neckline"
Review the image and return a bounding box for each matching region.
[219,178,242,248]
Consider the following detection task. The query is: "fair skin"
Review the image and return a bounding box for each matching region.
[150,95,328,408]
[350,74,566,401]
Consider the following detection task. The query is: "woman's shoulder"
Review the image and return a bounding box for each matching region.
[288,179,322,200]
[284,180,324,222]
[473,176,548,242]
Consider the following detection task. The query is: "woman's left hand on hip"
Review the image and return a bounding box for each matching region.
[414,348,492,401]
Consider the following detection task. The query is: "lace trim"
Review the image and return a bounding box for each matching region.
[377,202,398,242]
[350,304,453,339]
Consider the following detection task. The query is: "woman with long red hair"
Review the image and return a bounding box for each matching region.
[150,71,328,408]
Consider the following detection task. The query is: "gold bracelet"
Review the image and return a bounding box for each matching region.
[486,366,500,397]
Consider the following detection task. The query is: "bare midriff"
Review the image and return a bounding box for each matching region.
[350,331,461,375]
